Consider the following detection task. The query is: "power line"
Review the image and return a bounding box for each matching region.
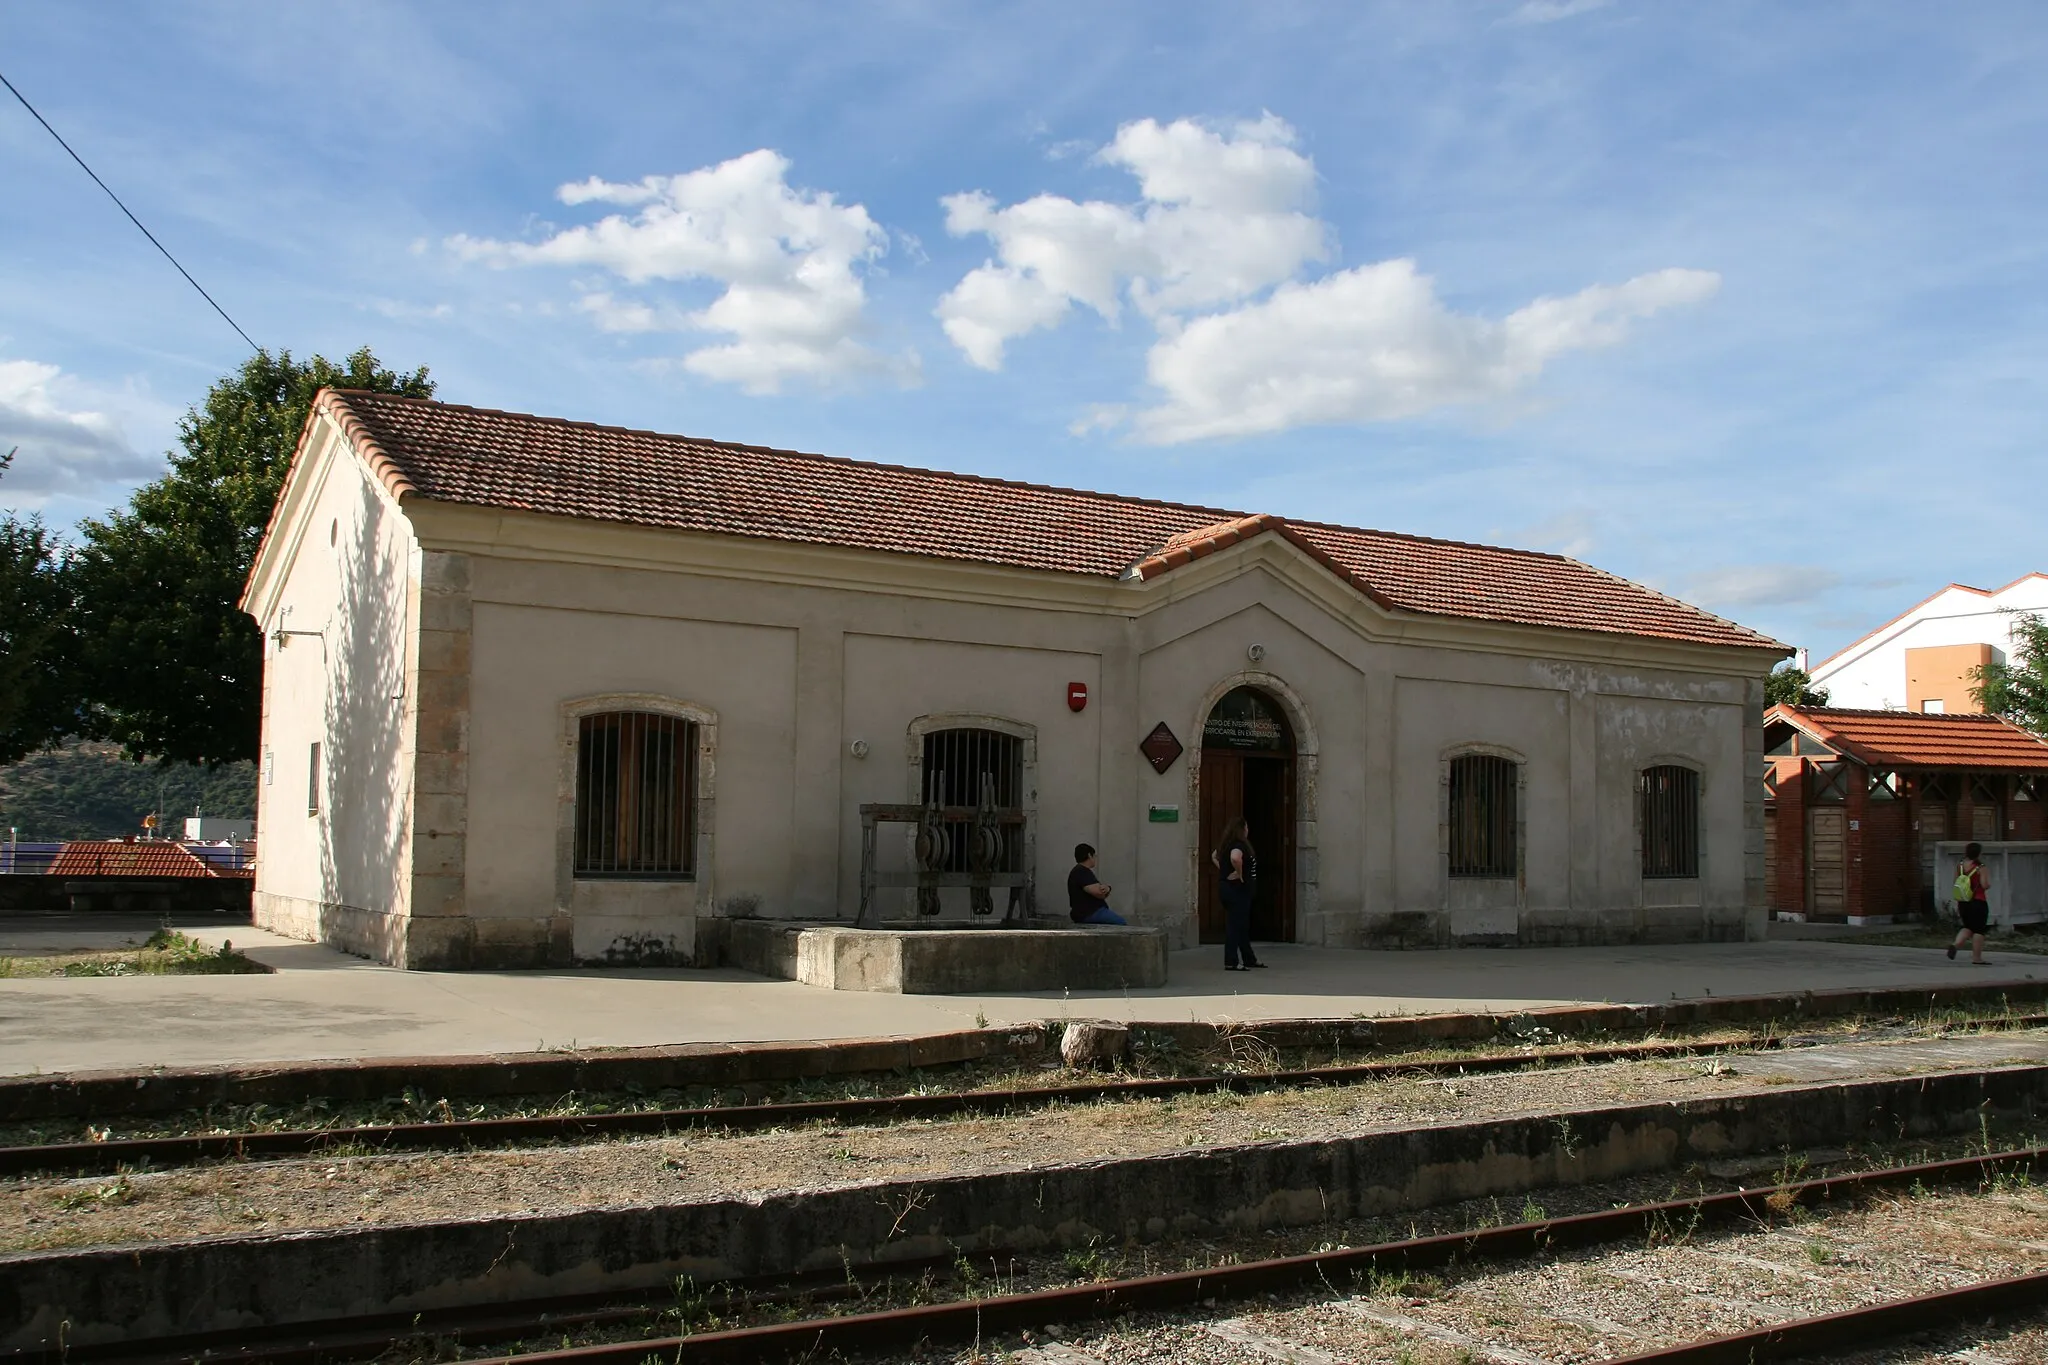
[0,67,259,352]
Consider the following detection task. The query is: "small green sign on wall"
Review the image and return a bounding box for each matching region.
[1148,804,1180,823]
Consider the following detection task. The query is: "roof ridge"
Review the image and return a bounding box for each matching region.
[1784,704,2025,724]
[301,392,1784,653]
[327,389,1255,525]
[1287,515,1576,564]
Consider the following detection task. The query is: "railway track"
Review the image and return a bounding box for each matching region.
[31,1143,2046,1365]
[12,1015,2046,1179]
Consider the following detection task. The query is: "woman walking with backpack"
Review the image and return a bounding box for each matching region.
[1949,842,1991,965]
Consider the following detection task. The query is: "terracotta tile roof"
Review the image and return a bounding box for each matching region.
[47,841,223,879]
[314,389,1784,652]
[1770,705,2048,771]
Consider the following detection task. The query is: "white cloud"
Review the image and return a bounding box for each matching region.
[936,114,1327,369]
[939,114,1716,443]
[1505,0,1615,24]
[0,359,159,505]
[1134,262,1720,442]
[1684,563,1844,609]
[449,149,906,394]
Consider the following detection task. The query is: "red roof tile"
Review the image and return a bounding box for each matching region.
[47,841,222,879]
[1770,706,2048,771]
[314,390,1783,652]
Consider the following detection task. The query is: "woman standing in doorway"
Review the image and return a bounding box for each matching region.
[1215,817,1265,971]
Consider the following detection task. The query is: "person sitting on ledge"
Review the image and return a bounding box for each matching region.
[1067,843,1127,925]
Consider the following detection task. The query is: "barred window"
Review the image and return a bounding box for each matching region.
[574,712,697,878]
[1448,754,1518,879]
[920,727,1024,873]
[1641,764,1700,879]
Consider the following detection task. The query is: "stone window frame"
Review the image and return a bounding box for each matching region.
[1186,672,1321,943]
[1636,753,1708,884]
[555,693,718,918]
[1439,742,1528,888]
[904,714,1039,907]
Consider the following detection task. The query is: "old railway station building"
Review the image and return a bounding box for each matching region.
[240,390,1788,969]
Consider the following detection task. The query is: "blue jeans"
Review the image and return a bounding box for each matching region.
[1079,905,1126,925]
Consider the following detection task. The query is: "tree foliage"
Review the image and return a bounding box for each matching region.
[0,742,255,840]
[1765,664,1830,708]
[69,348,432,766]
[1972,610,2048,739]
[0,449,78,765]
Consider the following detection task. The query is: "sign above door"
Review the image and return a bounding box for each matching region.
[1202,686,1291,752]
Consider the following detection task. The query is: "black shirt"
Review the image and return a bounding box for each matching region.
[1218,839,1256,893]
[1068,864,1105,921]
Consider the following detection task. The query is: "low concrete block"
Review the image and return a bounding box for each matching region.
[790,923,1168,993]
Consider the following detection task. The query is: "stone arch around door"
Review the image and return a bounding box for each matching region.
[1186,672,1320,945]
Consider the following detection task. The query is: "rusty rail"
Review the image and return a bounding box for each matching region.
[0,1032,1794,1178]
[17,1144,2041,1365]
[1600,1270,2048,1362]
[439,1145,2048,1365]
[10,1015,2041,1180]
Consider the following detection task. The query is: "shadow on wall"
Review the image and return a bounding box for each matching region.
[318,482,413,962]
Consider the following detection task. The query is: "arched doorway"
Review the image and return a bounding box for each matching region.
[1197,686,1295,944]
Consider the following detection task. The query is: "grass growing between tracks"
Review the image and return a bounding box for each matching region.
[8,1005,2041,1151]
[0,1021,1751,1147]
[8,998,2039,1162]
[0,929,269,979]
[330,1123,2045,1365]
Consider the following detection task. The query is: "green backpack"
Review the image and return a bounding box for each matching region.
[1952,865,1977,902]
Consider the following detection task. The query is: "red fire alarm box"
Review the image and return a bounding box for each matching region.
[1067,682,1088,712]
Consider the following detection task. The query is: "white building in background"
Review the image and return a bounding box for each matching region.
[1810,574,2048,714]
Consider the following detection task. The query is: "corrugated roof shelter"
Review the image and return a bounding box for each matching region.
[241,390,1790,971]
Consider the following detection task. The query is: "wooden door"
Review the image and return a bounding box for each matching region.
[1764,812,1779,910]
[1918,805,1948,910]
[1240,754,1295,941]
[1807,808,1846,916]
[1197,749,1241,944]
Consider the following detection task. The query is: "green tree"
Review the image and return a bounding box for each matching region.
[1972,611,2048,739]
[69,348,433,766]
[1765,663,1830,708]
[0,448,79,764]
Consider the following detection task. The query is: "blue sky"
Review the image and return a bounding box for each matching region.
[3,2,2044,659]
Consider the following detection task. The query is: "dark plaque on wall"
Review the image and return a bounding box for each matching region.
[1140,722,1185,774]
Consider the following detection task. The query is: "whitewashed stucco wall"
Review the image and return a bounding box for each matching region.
[249,423,1776,968]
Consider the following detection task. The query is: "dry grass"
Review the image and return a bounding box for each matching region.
[0,929,269,979]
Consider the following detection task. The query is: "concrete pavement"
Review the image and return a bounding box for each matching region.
[1,916,2041,1077]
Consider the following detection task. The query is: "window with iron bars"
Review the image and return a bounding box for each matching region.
[574,712,697,879]
[920,728,1025,873]
[1448,754,1518,879]
[1641,764,1701,879]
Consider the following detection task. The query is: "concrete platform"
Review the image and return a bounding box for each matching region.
[723,918,1168,992]
[1,916,2042,1077]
